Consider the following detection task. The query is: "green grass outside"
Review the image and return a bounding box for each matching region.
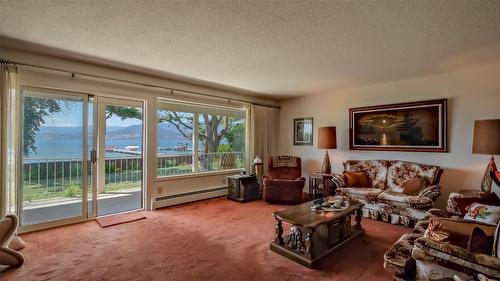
[22,161,242,203]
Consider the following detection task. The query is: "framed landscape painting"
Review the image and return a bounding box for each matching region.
[294,118,313,146]
[349,99,447,152]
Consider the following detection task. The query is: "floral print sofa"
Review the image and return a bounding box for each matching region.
[335,160,443,226]
[384,209,500,281]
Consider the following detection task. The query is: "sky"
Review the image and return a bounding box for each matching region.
[42,100,142,127]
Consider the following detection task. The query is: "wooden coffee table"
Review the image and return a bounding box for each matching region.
[270,197,364,268]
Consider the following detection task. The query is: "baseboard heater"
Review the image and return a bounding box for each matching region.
[152,186,227,210]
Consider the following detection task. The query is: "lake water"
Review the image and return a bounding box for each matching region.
[27,135,193,159]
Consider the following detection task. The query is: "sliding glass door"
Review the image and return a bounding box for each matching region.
[17,89,145,228]
[20,89,90,226]
[95,97,144,216]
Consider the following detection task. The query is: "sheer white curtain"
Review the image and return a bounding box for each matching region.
[1,64,21,218]
[247,104,279,175]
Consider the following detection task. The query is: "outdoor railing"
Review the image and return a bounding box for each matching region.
[156,152,245,176]
[23,151,244,201]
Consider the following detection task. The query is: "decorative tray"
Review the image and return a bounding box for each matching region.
[321,205,349,212]
[310,203,349,212]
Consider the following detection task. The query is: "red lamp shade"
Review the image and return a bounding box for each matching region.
[472,119,500,155]
[472,119,500,193]
[318,127,337,149]
[318,126,337,174]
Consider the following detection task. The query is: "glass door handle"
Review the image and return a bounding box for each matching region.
[90,149,97,164]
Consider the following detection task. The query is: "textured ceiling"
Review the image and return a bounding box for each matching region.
[1,0,500,98]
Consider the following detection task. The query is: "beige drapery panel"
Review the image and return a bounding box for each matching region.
[0,65,21,218]
[247,104,279,176]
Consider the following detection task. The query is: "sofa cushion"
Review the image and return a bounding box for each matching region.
[378,191,411,204]
[336,187,384,203]
[425,218,497,240]
[344,160,390,189]
[378,191,434,210]
[424,218,478,249]
[386,161,441,193]
[414,237,500,272]
[343,171,371,187]
[402,176,427,195]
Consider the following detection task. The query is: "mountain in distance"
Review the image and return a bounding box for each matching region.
[157,123,189,140]
[107,123,186,140]
[38,126,84,139]
[39,125,123,136]
[39,123,187,140]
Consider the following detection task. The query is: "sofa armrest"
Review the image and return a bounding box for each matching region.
[413,237,500,275]
[446,191,487,215]
[424,208,460,220]
[418,184,441,200]
[406,196,435,210]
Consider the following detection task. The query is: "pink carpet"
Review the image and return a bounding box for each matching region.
[96,211,146,228]
[2,197,407,281]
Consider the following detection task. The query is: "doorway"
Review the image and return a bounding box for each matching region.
[93,97,144,217]
[18,89,145,229]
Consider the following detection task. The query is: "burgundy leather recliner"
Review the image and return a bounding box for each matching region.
[263,156,305,204]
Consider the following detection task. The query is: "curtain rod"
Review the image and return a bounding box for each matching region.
[0,58,281,109]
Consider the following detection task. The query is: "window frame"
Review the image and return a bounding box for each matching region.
[155,98,248,180]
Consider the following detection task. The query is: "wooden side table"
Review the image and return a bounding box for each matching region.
[309,173,338,199]
[227,174,260,202]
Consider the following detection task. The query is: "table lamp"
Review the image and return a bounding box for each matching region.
[318,126,337,174]
[252,156,264,187]
[472,119,500,193]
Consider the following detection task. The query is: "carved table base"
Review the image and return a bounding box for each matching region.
[270,204,364,268]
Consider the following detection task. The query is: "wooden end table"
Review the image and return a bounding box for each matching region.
[227,174,260,202]
[270,198,364,268]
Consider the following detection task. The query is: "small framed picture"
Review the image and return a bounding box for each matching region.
[294,118,313,146]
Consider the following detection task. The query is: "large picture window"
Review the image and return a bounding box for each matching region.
[156,99,246,177]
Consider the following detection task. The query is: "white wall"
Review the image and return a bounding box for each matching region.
[278,63,500,208]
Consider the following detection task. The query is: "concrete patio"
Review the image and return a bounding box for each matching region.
[22,189,142,225]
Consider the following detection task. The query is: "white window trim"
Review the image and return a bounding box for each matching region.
[156,98,248,179]
[154,168,244,182]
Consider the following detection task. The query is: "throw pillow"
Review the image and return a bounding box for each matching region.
[343,171,371,188]
[464,203,500,225]
[454,193,500,215]
[402,176,427,195]
[469,227,494,254]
